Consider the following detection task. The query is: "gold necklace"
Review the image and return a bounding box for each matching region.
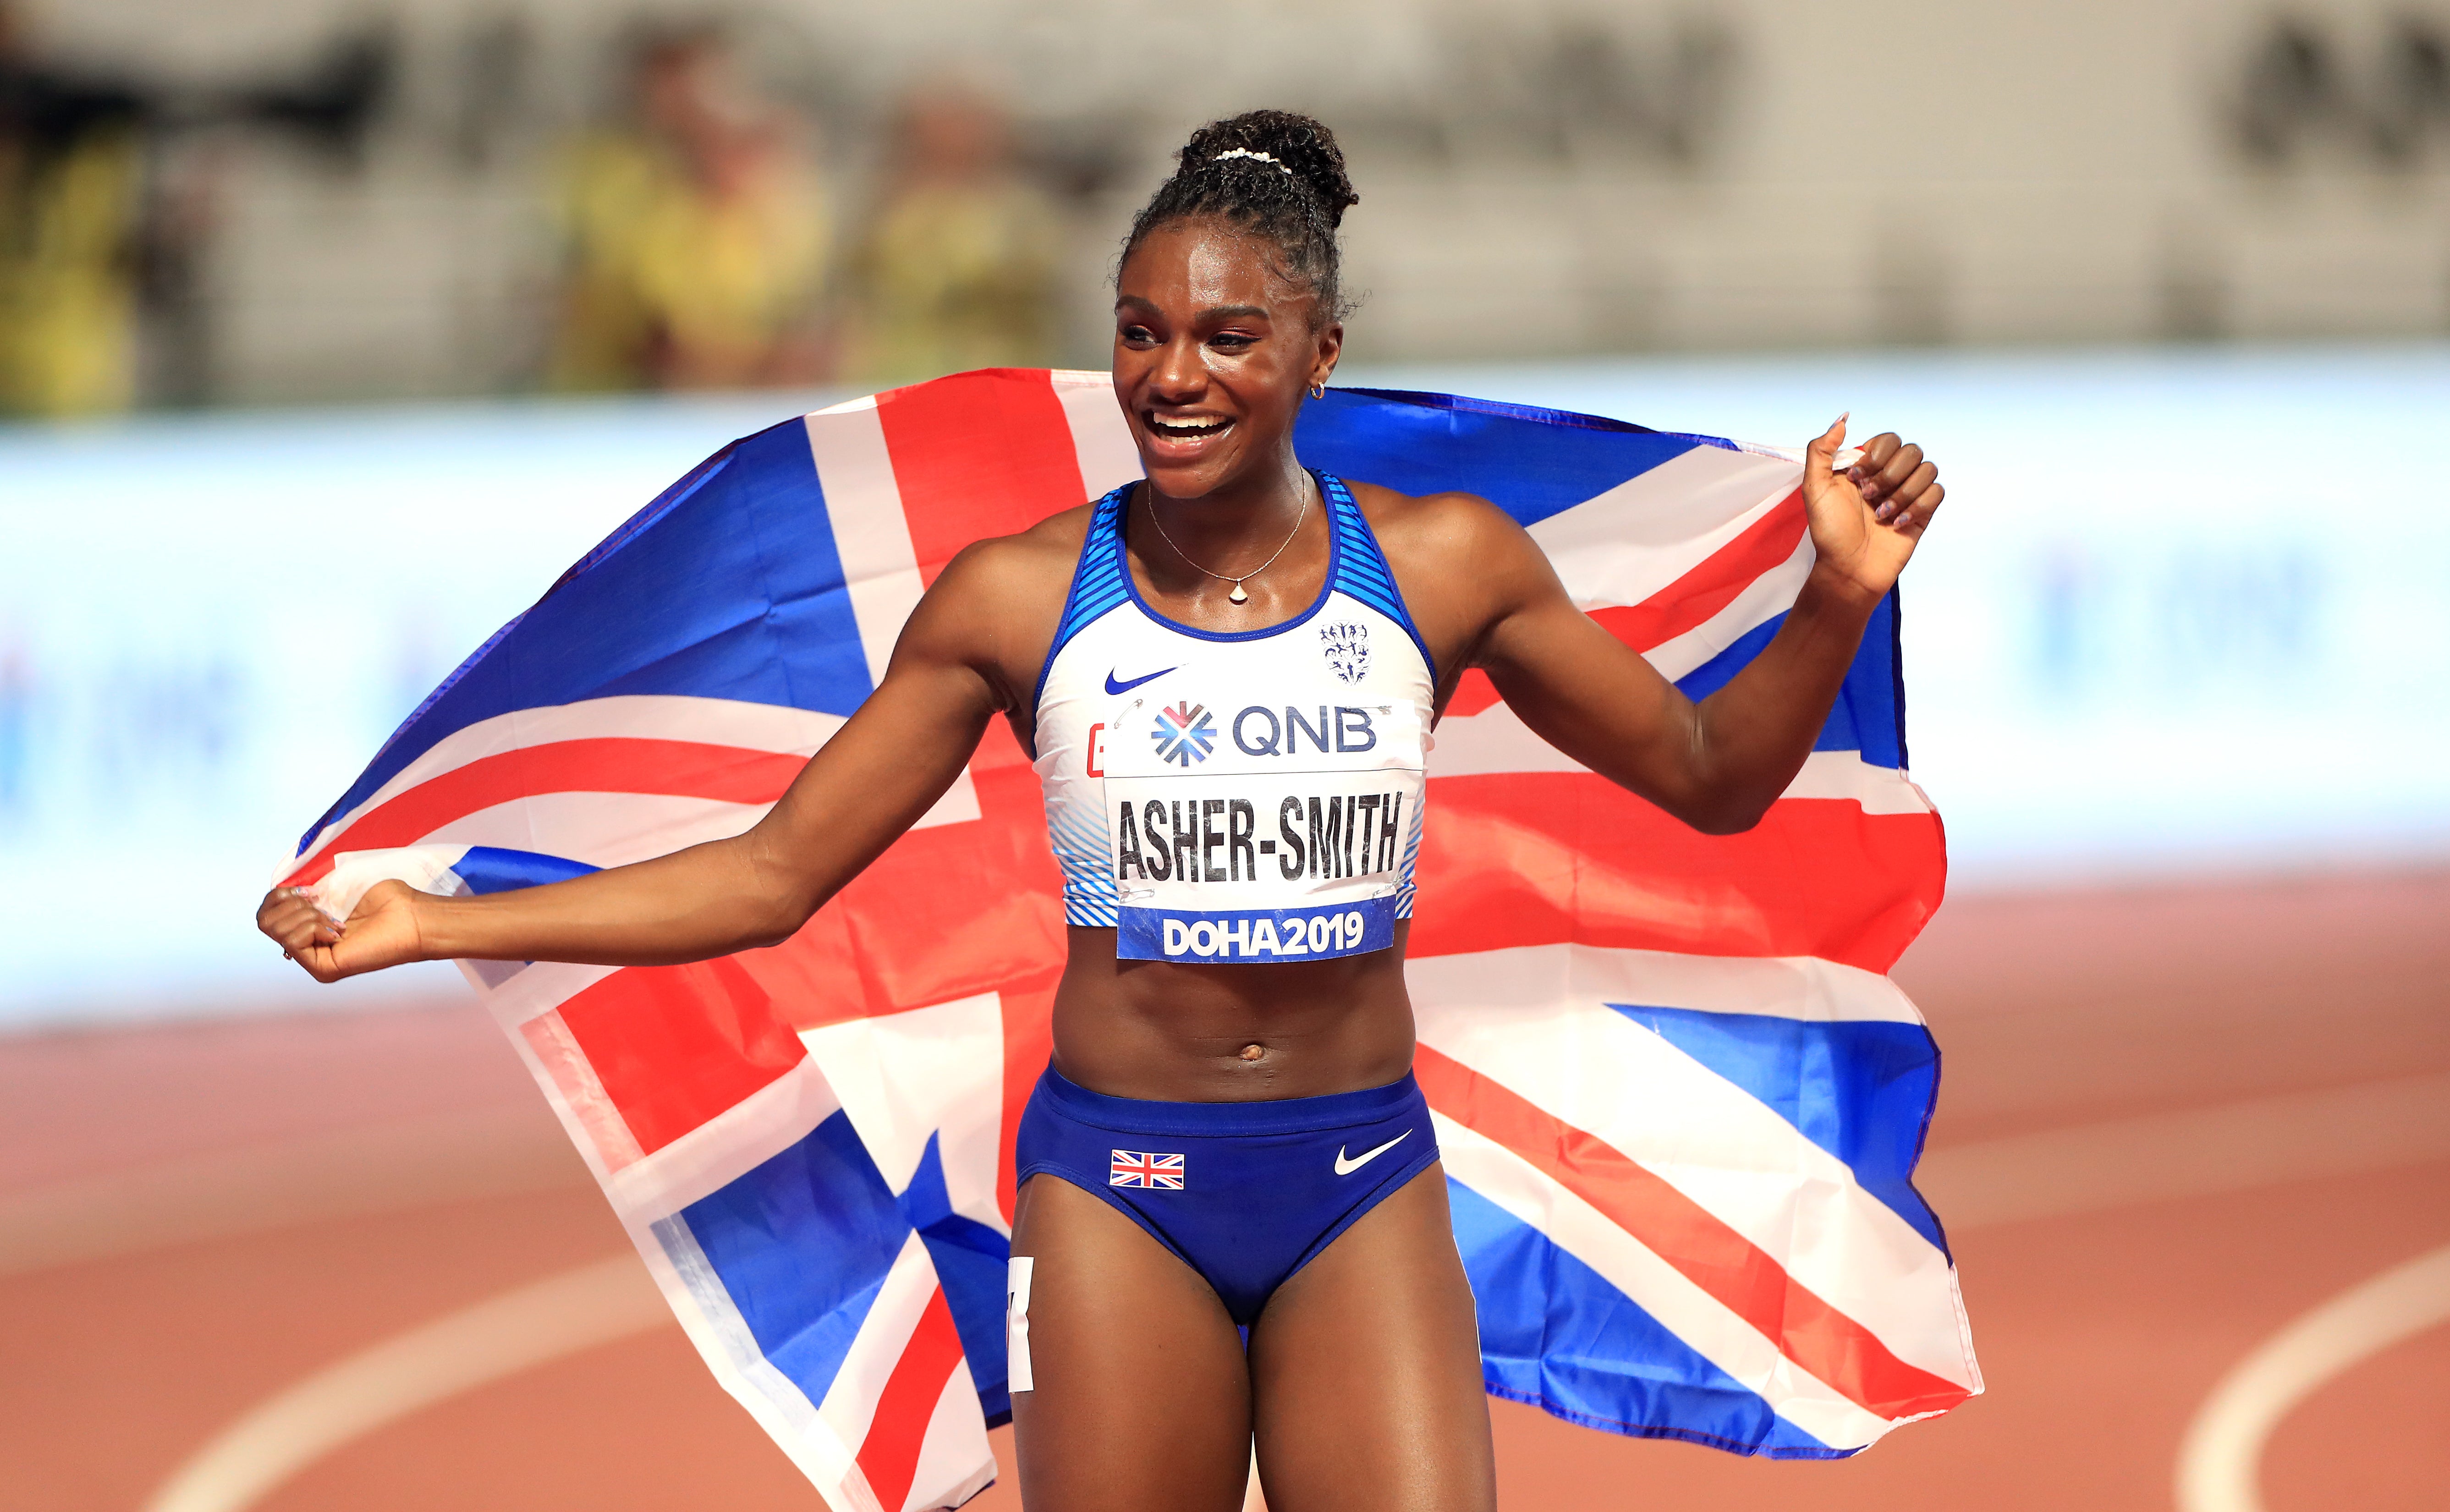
[1139,479,1311,604]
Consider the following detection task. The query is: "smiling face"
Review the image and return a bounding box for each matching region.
[1112,218,1341,502]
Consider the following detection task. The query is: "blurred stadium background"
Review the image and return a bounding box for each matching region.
[2,0,2445,1509]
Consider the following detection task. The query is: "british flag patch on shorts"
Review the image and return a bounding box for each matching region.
[1109,1150,1186,1189]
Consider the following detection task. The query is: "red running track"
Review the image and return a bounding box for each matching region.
[3,868,2445,1512]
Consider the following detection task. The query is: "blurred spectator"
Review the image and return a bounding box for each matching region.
[0,2,145,417]
[833,78,1060,384]
[549,25,830,391]
[0,7,390,416]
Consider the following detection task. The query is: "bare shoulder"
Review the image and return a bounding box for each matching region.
[1335,479,1563,672]
[900,502,1099,704]
[1340,478,1552,593]
[930,501,1096,600]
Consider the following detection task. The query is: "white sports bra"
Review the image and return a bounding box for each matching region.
[1031,474,1437,964]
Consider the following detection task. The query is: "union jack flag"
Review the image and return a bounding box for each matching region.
[284,368,1977,1512]
[1108,1150,1188,1189]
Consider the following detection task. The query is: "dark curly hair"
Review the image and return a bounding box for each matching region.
[1120,109,1360,327]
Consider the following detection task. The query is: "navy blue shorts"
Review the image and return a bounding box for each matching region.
[1015,1068,1440,1325]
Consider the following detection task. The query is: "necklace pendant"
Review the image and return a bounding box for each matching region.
[1228,581,1249,604]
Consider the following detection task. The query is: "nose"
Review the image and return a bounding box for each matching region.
[1148,332,1206,405]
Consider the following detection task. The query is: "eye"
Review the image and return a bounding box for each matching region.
[1119,323,1157,346]
[1208,332,1255,352]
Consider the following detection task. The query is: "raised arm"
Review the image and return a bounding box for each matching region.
[256,540,1038,981]
[1456,421,1941,833]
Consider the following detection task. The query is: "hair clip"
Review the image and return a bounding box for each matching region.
[1211,148,1296,177]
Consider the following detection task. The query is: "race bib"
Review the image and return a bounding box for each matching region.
[1099,695,1427,963]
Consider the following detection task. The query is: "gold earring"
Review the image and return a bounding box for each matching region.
[1309,381,1327,399]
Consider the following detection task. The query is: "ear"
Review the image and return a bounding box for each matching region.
[1310,318,1344,389]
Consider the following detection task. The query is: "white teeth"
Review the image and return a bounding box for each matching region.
[1149,416,1229,435]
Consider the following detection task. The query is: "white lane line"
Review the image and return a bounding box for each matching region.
[2175,1241,2450,1512]
[1919,1071,2450,1231]
[143,1255,668,1512]
[94,1071,2449,1512]
[11,1068,2436,1281]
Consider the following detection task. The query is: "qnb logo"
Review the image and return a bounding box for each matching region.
[1151,701,1216,766]
[1232,705,1378,756]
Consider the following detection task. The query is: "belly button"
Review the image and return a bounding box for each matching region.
[1238,1043,1265,1063]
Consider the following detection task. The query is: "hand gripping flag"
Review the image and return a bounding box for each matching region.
[280,369,1978,1511]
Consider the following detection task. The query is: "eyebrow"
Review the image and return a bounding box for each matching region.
[1114,297,1274,323]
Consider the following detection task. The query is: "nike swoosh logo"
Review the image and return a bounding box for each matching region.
[1334,1129,1413,1176]
[1105,666,1177,695]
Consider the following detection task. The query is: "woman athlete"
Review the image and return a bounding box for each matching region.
[258,110,1945,1512]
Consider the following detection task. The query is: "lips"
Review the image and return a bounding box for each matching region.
[1143,411,1235,454]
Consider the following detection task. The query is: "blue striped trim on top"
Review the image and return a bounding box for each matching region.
[1028,471,1439,709]
[1028,483,1134,717]
[1113,472,1344,646]
[1048,803,1119,926]
[1317,472,1437,686]
[1393,774,1426,920]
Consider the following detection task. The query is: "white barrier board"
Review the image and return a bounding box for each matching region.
[2,351,2445,1025]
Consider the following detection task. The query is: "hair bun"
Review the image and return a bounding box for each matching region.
[1181,110,1358,228]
